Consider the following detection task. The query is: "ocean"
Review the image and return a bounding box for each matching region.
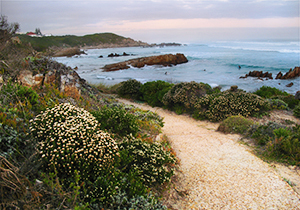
[55,40,300,95]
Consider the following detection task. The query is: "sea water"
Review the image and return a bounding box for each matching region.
[55,40,300,94]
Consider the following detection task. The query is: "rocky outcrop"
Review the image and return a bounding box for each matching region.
[53,47,86,57]
[240,71,273,79]
[17,58,86,100]
[107,52,133,57]
[102,53,188,72]
[276,67,300,79]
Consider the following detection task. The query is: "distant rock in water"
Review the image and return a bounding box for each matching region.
[107,52,132,57]
[286,82,294,87]
[240,71,273,80]
[276,67,300,79]
[102,53,188,72]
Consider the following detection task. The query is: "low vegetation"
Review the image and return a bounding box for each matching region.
[115,79,300,166]
[1,17,177,209]
[18,33,131,52]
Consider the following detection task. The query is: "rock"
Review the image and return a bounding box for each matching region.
[107,52,132,57]
[230,85,238,92]
[17,59,83,100]
[295,91,300,100]
[103,53,188,72]
[240,71,273,79]
[276,67,300,79]
[53,47,85,57]
[98,55,103,58]
[286,82,294,87]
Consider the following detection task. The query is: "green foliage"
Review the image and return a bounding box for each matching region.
[194,90,271,122]
[91,105,140,137]
[118,136,176,187]
[88,167,148,208]
[0,82,41,160]
[217,115,254,134]
[247,122,287,145]
[30,103,119,185]
[117,79,142,100]
[267,126,300,164]
[18,33,127,52]
[130,107,164,137]
[253,86,289,99]
[140,80,173,107]
[294,104,300,118]
[162,81,214,113]
[279,95,300,109]
[268,99,289,110]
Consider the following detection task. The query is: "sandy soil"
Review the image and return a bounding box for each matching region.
[118,99,300,210]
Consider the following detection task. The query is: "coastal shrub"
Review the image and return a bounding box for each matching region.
[0,82,41,160]
[140,80,173,107]
[91,105,139,137]
[162,81,214,113]
[267,125,300,164]
[253,86,289,99]
[88,167,148,208]
[293,104,300,118]
[247,122,287,145]
[30,103,118,185]
[118,136,176,187]
[217,115,254,134]
[130,108,164,137]
[117,79,142,100]
[194,90,271,122]
[268,99,288,110]
[277,95,300,109]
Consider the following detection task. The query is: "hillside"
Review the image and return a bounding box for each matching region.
[18,32,149,52]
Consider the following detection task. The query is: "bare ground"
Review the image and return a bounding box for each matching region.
[118,98,300,210]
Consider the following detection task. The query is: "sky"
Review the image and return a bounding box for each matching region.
[2,0,300,43]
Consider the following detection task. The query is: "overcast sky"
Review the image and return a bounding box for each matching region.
[2,0,300,43]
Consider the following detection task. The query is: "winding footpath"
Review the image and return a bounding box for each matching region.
[118,99,300,209]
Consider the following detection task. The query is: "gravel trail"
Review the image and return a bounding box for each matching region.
[118,99,300,209]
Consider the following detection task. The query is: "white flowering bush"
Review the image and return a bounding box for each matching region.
[119,136,176,186]
[30,103,118,184]
[194,90,271,122]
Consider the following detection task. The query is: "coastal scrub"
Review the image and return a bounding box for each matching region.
[30,103,118,184]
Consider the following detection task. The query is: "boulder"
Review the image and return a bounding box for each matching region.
[276,67,300,79]
[17,59,83,100]
[103,53,188,72]
[286,82,294,87]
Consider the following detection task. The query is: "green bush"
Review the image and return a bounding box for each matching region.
[88,167,148,208]
[30,103,118,185]
[118,136,176,187]
[279,95,300,109]
[194,90,271,122]
[217,115,254,134]
[162,81,214,113]
[268,99,289,110]
[294,104,300,118]
[117,79,142,100]
[267,126,300,164]
[253,86,289,98]
[247,122,287,145]
[140,80,173,107]
[91,105,140,137]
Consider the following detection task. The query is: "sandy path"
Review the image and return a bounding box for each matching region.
[118,99,300,209]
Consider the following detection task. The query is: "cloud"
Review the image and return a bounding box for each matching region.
[2,0,299,40]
